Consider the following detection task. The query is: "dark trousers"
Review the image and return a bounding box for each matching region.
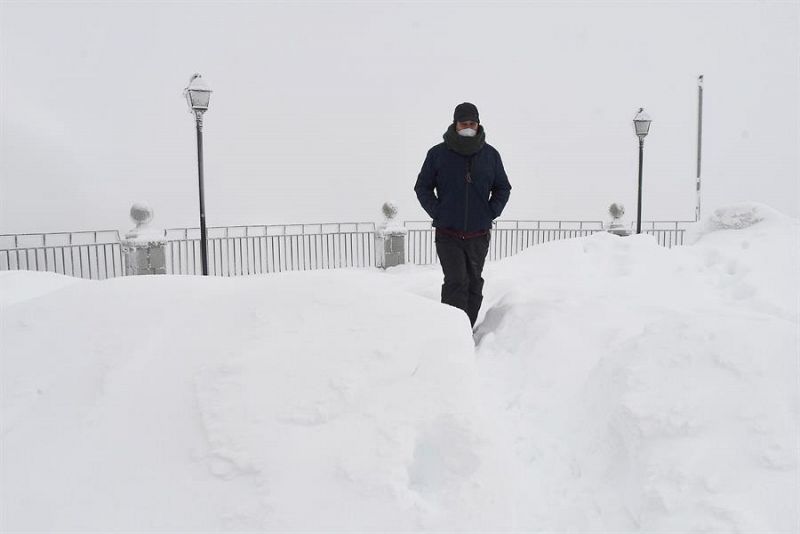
[435,231,491,327]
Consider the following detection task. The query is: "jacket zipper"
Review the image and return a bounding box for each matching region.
[464,157,473,232]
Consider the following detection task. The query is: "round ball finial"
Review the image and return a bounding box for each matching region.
[382,201,398,221]
[130,202,154,227]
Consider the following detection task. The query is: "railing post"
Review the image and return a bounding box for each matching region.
[606,203,632,237]
[375,202,407,269]
[121,203,167,276]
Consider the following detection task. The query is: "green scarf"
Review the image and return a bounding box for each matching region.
[443,124,486,156]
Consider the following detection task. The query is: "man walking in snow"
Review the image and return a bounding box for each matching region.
[414,102,512,328]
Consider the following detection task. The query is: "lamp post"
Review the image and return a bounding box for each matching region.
[633,108,652,235]
[696,75,704,222]
[184,74,212,275]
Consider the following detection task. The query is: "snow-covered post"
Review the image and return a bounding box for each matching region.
[122,203,167,275]
[375,201,407,269]
[606,203,631,236]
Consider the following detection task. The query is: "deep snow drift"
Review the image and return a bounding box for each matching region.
[1,203,798,532]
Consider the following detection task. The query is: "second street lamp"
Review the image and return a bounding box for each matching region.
[633,108,652,235]
[184,73,212,275]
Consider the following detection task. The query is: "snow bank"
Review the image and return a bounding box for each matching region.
[0,270,84,307]
[1,271,505,531]
[473,203,799,531]
[685,202,796,244]
[1,202,797,532]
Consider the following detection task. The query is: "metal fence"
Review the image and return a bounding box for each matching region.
[638,221,690,248]
[0,231,124,280]
[406,220,607,265]
[1,220,690,280]
[164,223,376,275]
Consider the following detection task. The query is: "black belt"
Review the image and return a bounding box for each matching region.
[436,227,490,240]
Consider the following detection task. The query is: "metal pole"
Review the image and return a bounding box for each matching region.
[195,113,209,276]
[696,74,704,222]
[637,138,644,234]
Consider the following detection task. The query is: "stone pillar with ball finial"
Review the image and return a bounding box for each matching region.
[606,203,631,236]
[122,203,167,275]
[375,201,407,269]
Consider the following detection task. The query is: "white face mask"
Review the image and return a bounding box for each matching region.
[457,128,477,138]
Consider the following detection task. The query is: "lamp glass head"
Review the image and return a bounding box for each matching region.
[184,74,212,112]
[633,108,652,138]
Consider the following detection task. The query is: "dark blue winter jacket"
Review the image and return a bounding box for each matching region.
[414,143,512,232]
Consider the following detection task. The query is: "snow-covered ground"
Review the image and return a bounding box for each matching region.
[1,203,798,532]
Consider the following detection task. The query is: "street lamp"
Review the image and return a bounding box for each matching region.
[184,73,212,275]
[633,107,652,235]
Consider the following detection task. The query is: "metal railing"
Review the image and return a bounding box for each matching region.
[490,220,606,261]
[638,221,690,248]
[164,223,376,275]
[405,220,607,265]
[0,220,691,279]
[0,231,124,280]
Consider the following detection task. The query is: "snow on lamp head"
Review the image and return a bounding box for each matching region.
[633,108,652,140]
[183,73,212,115]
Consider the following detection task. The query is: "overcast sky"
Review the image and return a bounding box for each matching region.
[1,0,797,234]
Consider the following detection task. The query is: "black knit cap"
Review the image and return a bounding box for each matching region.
[453,102,479,124]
